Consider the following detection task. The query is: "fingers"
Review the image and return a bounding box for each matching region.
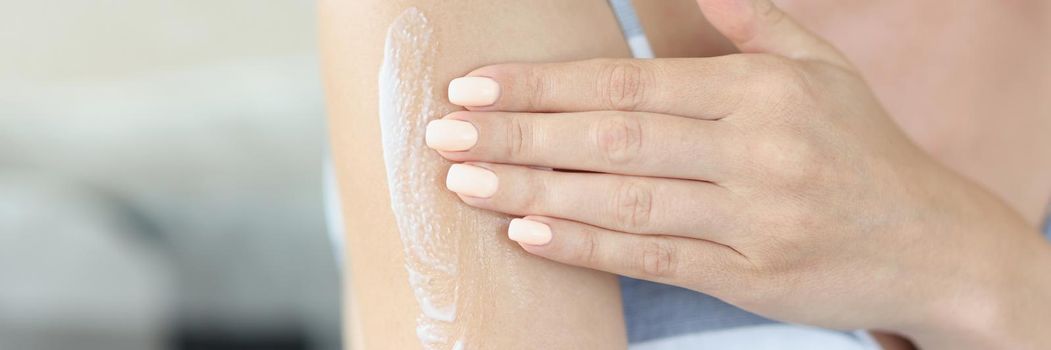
[446,1,855,116]
[508,215,745,293]
[444,163,737,241]
[694,0,849,67]
[448,57,751,118]
[427,111,737,182]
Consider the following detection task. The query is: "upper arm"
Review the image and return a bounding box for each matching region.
[631,0,736,58]
[319,1,631,348]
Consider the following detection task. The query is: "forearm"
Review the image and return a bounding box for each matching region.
[922,246,1051,350]
[319,0,631,348]
[910,241,1051,350]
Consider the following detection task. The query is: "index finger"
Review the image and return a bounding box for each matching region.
[448,57,751,119]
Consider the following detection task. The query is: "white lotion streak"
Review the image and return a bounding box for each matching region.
[378,8,465,349]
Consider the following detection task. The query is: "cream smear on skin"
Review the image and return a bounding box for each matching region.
[378,8,466,349]
[380,8,526,349]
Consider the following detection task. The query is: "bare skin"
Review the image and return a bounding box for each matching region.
[322,0,1050,348]
[318,0,630,348]
[431,0,1051,349]
[633,2,1050,347]
[633,0,1051,224]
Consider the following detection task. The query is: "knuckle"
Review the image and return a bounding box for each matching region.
[599,60,649,111]
[526,65,548,110]
[517,172,548,213]
[593,115,644,165]
[638,239,677,278]
[750,134,824,187]
[574,227,601,267]
[783,141,827,187]
[751,56,813,101]
[612,179,654,232]
[506,114,535,161]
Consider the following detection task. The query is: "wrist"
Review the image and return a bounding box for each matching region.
[903,230,1051,350]
[892,171,1051,349]
[905,284,1013,349]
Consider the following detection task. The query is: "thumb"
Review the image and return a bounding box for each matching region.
[696,0,849,66]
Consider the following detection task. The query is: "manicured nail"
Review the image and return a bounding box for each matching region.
[448,77,499,106]
[426,119,478,151]
[508,218,552,246]
[446,164,498,198]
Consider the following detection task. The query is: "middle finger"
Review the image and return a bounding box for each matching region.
[427,111,737,182]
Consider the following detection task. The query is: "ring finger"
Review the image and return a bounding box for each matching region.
[444,162,737,241]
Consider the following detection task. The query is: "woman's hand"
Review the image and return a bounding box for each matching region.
[425,0,1051,348]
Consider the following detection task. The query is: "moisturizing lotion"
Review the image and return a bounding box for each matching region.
[378,8,465,349]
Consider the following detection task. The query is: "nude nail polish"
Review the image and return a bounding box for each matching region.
[448,77,500,106]
[426,119,478,151]
[446,164,498,198]
[508,218,552,246]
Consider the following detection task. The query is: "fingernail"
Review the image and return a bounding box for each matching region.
[508,218,552,246]
[426,119,478,151]
[448,77,500,106]
[446,164,498,198]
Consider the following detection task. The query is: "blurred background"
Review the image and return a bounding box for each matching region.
[0,1,340,349]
